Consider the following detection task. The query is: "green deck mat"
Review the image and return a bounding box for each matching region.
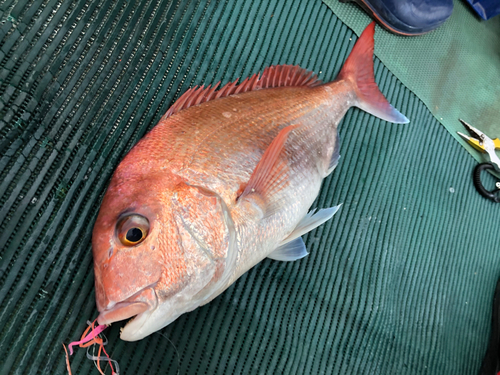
[0,0,499,374]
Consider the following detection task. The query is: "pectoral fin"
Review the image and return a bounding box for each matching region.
[237,124,300,215]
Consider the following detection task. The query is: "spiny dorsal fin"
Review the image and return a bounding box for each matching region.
[163,65,322,119]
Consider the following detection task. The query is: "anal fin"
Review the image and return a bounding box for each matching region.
[268,237,308,262]
[281,205,342,245]
[268,205,342,262]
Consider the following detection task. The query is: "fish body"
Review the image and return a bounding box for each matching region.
[92,23,408,341]
[129,84,348,276]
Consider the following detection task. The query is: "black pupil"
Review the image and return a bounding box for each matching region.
[126,228,143,242]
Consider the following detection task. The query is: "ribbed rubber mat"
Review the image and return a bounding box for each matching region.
[0,0,498,374]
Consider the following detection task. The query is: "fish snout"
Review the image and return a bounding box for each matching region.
[93,239,163,316]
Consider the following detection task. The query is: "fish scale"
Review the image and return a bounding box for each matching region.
[167,86,344,283]
[173,86,340,195]
[92,22,409,341]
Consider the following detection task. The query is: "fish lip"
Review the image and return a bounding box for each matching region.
[97,283,158,326]
[97,301,149,325]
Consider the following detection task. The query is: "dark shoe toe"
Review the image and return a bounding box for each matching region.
[353,0,454,35]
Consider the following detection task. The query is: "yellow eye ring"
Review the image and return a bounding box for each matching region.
[116,214,150,246]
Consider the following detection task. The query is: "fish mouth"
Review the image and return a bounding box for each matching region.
[97,285,157,327]
[97,301,149,325]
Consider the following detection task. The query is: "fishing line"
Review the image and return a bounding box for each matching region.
[66,319,119,375]
[86,333,120,375]
[155,331,181,375]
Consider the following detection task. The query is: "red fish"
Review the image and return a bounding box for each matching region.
[92,22,408,341]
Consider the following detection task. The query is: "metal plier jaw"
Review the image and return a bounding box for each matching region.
[457,119,500,171]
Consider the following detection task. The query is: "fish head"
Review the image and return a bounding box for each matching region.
[93,167,236,341]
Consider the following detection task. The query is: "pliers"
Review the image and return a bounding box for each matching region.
[457,119,500,203]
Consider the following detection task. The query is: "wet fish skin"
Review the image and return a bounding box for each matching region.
[92,22,408,341]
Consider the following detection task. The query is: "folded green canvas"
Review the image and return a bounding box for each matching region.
[324,0,500,160]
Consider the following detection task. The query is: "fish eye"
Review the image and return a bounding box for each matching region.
[116,214,149,246]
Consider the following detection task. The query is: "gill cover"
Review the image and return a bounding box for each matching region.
[120,182,237,341]
[170,182,237,302]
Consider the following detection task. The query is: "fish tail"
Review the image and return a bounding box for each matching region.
[336,22,409,124]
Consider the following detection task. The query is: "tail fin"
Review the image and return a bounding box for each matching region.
[336,22,409,124]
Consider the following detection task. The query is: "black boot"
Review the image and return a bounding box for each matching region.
[342,0,454,35]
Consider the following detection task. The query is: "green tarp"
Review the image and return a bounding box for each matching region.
[323,0,500,161]
[1,0,499,374]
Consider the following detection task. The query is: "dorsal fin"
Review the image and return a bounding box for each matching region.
[163,65,322,119]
